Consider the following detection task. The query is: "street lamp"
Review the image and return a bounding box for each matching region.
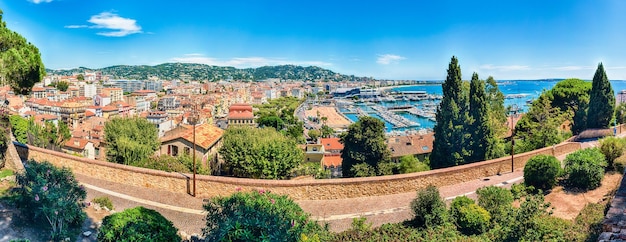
[188,104,200,197]
[510,104,519,173]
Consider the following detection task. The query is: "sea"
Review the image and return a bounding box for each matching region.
[340,80,626,133]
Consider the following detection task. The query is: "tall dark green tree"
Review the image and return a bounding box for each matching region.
[467,73,495,162]
[0,10,46,94]
[340,116,391,177]
[587,63,615,129]
[431,56,468,168]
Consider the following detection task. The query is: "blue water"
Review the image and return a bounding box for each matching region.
[341,80,626,133]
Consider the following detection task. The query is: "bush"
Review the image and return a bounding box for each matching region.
[524,154,562,190]
[350,163,376,177]
[92,196,114,210]
[456,203,491,235]
[14,160,86,241]
[409,185,447,228]
[476,186,513,220]
[203,190,326,241]
[98,206,180,242]
[599,136,626,169]
[350,217,372,232]
[398,155,430,174]
[564,148,607,190]
[449,195,474,223]
[376,162,397,176]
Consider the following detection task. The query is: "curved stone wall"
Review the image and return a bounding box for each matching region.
[17,142,581,200]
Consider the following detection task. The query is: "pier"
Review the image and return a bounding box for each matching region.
[370,105,420,128]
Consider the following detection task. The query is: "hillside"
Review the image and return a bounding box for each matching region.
[46,63,368,82]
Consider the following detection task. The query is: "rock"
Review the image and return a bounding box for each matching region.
[598,232,614,241]
[83,231,92,237]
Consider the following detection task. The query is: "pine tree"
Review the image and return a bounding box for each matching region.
[431,56,468,168]
[587,63,615,129]
[467,73,494,163]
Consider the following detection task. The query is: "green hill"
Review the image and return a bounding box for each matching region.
[46,63,367,82]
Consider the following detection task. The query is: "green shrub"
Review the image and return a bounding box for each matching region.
[203,190,326,242]
[376,162,397,175]
[14,160,86,241]
[350,163,376,177]
[350,217,372,232]
[456,203,491,235]
[476,186,513,220]
[98,206,180,242]
[409,185,448,228]
[524,154,562,190]
[398,155,430,174]
[599,136,626,169]
[564,148,607,190]
[92,196,114,210]
[449,195,474,223]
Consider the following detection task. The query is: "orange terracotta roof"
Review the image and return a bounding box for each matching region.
[161,123,224,150]
[228,110,254,119]
[64,137,89,150]
[102,105,117,112]
[320,138,344,151]
[85,111,95,117]
[387,132,435,157]
[323,154,342,167]
[32,87,45,92]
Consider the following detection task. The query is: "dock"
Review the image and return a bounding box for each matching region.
[371,105,420,128]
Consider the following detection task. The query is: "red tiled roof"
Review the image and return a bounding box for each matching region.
[387,132,435,157]
[320,138,343,151]
[323,154,342,167]
[85,111,95,117]
[161,123,224,150]
[228,110,254,119]
[64,137,89,150]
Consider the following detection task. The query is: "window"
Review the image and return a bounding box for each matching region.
[169,145,179,156]
[312,147,318,151]
[184,147,191,155]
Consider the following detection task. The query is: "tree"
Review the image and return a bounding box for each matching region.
[350,163,376,177]
[587,63,615,129]
[219,126,303,179]
[203,191,325,241]
[14,160,86,240]
[9,114,28,143]
[307,129,321,141]
[340,116,391,177]
[476,185,513,221]
[104,117,160,165]
[467,73,496,162]
[548,78,591,134]
[56,81,69,92]
[98,206,180,242]
[524,155,562,190]
[409,185,448,228]
[76,73,84,81]
[599,136,626,169]
[564,148,607,190]
[320,124,334,138]
[485,76,507,157]
[431,56,469,168]
[515,94,566,152]
[257,115,284,130]
[0,11,45,94]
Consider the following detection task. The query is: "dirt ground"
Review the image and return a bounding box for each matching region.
[305,106,352,128]
[545,172,622,220]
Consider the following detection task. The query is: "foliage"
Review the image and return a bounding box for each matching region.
[599,136,626,169]
[409,185,448,228]
[570,202,607,241]
[0,168,13,179]
[476,186,513,221]
[98,206,180,242]
[55,81,69,92]
[456,203,491,235]
[376,162,397,176]
[350,217,372,232]
[350,163,376,177]
[485,76,507,157]
[203,191,326,242]
[104,117,160,165]
[307,129,321,142]
[219,126,303,179]
[467,73,497,162]
[587,63,615,129]
[549,78,592,134]
[523,154,562,190]
[564,148,607,190]
[92,196,114,210]
[0,12,45,94]
[14,160,86,240]
[9,115,28,144]
[291,162,330,179]
[320,125,334,138]
[616,103,626,124]
[398,155,430,174]
[515,94,569,152]
[257,115,284,130]
[431,56,468,168]
[340,116,391,177]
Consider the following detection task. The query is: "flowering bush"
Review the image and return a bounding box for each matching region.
[203,190,327,241]
[14,160,86,240]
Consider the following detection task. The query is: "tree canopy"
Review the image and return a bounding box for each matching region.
[104,117,160,165]
[340,116,391,177]
[219,126,303,179]
[0,10,45,94]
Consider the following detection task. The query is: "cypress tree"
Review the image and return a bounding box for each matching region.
[340,116,391,177]
[431,56,467,168]
[467,73,494,163]
[587,63,615,129]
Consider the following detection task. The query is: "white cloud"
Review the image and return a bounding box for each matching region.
[376,54,406,65]
[550,66,594,71]
[64,12,142,37]
[479,64,530,71]
[28,0,52,4]
[170,54,332,68]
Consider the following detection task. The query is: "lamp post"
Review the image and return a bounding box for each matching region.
[510,104,518,173]
[189,104,199,197]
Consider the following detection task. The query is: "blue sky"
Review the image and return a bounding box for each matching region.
[1,0,626,80]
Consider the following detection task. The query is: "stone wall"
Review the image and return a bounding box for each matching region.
[17,142,581,200]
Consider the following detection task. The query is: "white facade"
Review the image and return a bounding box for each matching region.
[84,84,97,98]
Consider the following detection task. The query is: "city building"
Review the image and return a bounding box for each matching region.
[101,88,123,103]
[227,103,255,126]
[159,123,224,170]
